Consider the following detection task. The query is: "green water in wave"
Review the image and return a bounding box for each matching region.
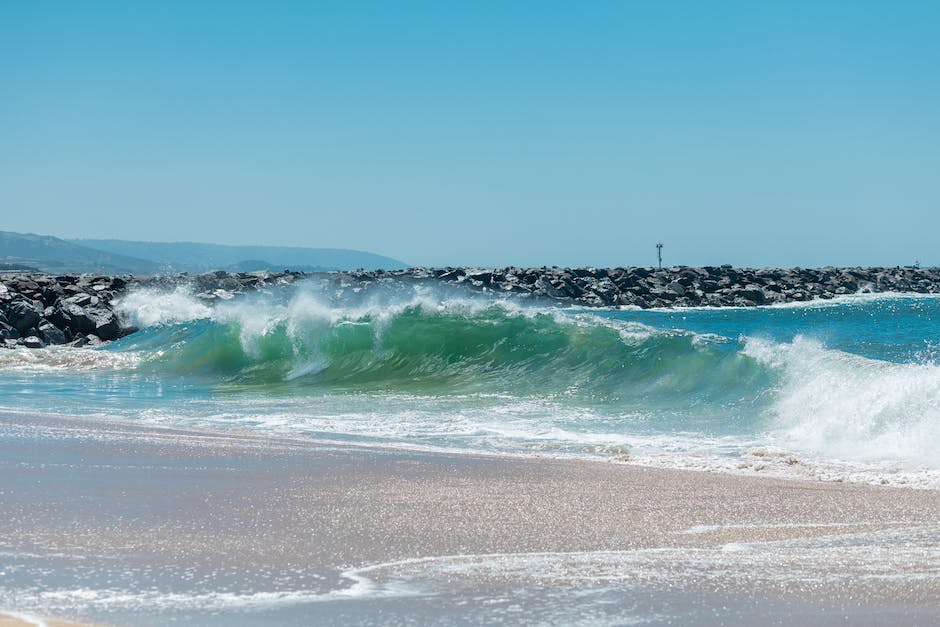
[116,304,771,407]
[5,292,940,475]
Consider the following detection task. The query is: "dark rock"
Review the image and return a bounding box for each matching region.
[733,286,766,305]
[618,292,648,308]
[38,322,68,345]
[64,292,95,307]
[13,279,40,293]
[649,289,678,302]
[665,281,686,296]
[48,305,73,330]
[8,300,42,332]
[90,308,121,341]
[22,335,45,348]
[56,304,119,340]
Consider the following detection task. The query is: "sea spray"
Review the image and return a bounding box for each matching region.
[112,286,768,405]
[3,281,940,486]
[115,284,214,328]
[746,336,940,467]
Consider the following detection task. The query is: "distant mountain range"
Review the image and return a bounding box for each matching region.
[0,231,407,275]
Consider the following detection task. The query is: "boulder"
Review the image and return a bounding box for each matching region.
[468,271,494,284]
[64,293,96,307]
[8,300,42,332]
[733,286,766,305]
[649,289,678,302]
[665,281,686,296]
[88,308,121,341]
[21,335,45,348]
[38,322,68,345]
[54,304,120,340]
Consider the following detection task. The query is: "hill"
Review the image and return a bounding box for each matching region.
[72,239,408,273]
[0,231,160,274]
[0,231,407,275]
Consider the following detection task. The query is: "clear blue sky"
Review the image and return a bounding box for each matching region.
[2,1,938,268]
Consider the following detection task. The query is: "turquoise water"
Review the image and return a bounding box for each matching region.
[2,281,939,487]
[2,280,940,624]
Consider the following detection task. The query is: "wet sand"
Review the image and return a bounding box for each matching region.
[0,613,89,627]
[1,411,938,625]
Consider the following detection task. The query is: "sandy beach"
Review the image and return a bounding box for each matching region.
[1,410,938,625]
[0,613,88,627]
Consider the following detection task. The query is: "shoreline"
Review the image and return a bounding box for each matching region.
[4,406,937,491]
[0,611,91,627]
[2,411,938,624]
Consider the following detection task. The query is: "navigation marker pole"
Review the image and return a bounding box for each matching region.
[656,242,663,269]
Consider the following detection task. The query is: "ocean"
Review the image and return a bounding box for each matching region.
[2,279,940,625]
[2,279,938,488]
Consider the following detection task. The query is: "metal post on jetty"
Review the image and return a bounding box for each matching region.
[656,242,663,269]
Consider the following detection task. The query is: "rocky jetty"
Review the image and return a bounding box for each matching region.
[401,265,940,308]
[0,270,305,349]
[2,265,938,348]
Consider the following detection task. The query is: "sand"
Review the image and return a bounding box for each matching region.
[0,613,89,627]
[1,411,938,625]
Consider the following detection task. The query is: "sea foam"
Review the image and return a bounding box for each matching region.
[746,336,940,469]
[6,282,940,488]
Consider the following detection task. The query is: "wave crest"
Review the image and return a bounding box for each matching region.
[111,288,764,403]
[747,336,940,467]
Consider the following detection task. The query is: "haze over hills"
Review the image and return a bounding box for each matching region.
[0,231,160,274]
[0,231,407,274]
[73,239,408,273]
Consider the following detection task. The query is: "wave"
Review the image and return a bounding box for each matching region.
[0,284,922,474]
[113,288,768,405]
[746,336,940,468]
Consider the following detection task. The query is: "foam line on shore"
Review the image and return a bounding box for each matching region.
[14,526,939,615]
[332,526,940,599]
[0,611,49,627]
[679,521,911,535]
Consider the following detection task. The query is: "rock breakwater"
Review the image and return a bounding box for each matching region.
[410,265,940,308]
[0,270,304,349]
[2,266,938,348]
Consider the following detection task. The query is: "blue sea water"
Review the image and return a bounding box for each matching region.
[2,280,940,625]
[1,280,939,488]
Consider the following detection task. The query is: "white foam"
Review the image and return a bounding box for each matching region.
[679,521,908,535]
[115,278,666,357]
[745,335,940,470]
[13,587,356,612]
[0,346,140,373]
[642,291,940,313]
[331,525,940,595]
[0,610,49,627]
[622,447,940,490]
[114,286,212,327]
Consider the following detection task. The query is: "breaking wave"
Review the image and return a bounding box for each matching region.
[1,283,936,480]
[113,290,766,405]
